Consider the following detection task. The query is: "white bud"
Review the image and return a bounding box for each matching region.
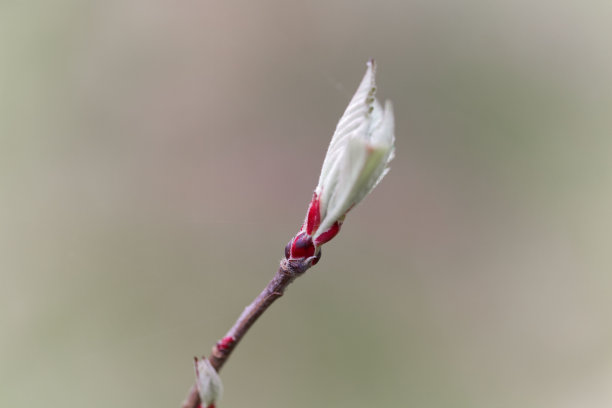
[313,60,395,240]
[194,357,223,407]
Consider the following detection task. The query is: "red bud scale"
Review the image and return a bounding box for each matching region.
[285,193,341,264]
[216,336,235,352]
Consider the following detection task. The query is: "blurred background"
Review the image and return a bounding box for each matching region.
[1,1,611,407]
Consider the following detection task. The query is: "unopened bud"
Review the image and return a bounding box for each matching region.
[286,59,395,261]
[216,336,235,352]
[194,357,223,408]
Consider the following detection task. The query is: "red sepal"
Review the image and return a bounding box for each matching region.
[313,222,341,246]
[310,249,322,265]
[305,193,321,235]
[217,336,235,352]
[289,231,316,259]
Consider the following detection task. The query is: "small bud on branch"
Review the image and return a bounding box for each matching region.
[194,357,223,408]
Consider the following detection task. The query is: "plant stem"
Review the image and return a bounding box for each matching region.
[181,258,312,408]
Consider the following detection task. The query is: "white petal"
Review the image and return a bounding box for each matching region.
[195,358,223,406]
[366,99,384,141]
[315,138,391,238]
[371,100,395,146]
[367,100,395,191]
[317,61,376,184]
[317,60,377,221]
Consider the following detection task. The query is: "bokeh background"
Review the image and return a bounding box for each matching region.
[2,1,612,407]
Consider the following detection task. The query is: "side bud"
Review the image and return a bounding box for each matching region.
[194,357,223,408]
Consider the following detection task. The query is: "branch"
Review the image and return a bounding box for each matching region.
[181,59,395,408]
[181,258,312,408]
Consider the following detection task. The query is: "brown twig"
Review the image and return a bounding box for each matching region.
[181,257,312,408]
[181,59,396,408]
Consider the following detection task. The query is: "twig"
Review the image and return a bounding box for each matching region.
[181,258,311,408]
[181,59,396,408]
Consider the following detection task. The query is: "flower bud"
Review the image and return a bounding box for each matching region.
[194,357,223,408]
[216,336,235,352]
[286,59,395,261]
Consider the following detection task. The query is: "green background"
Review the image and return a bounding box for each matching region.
[2,1,611,407]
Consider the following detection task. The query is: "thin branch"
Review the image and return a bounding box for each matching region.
[181,60,395,408]
[181,385,200,408]
[181,258,312,408]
